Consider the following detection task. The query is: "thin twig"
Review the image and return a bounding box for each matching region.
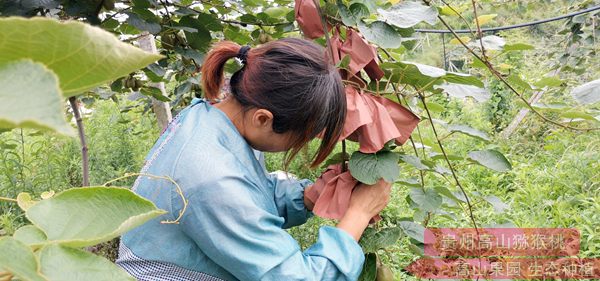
[0,196,17,203]
[471,0,487,59]
[439,0,476,37]
[103,173,188,224]
[418,92,482,265]
[341,140,348,172]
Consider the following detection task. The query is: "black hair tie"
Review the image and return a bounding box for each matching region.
[237,45,251,65]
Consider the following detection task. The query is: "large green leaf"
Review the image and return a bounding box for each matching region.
[358,21,403,49]
[26,187,167,247]
[467,149,512,172]
[0,17,161,97]
[360,227,403,253]
[571,78,600,104]
[338,2,370,26]
[13,225,47,246]
[409,188,442,212]
[447,124,490,141]
[377,1,438,28]
[435,83,491,102]
[39,244,134,281]
[0,237,46,281]
[398,221,425,243]
[349,150,400,185]
[0,60,73,135]
[382,61,484,90]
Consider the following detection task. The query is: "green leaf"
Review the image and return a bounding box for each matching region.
[429,152,463,161]
[338,2,370,26]
[0,17,161,97]
[0,237,46,281]
[434,185,464,203]
[467,149,512,172]
[484,195,509,213]
[443,72,485,88]
[382,61,448,89]
[417,101,444,112]
[396,177,421,187]
[349,150,400,185]
[404,61,446,77]
[507,74,532,90]
[358,21,403,49]
[322,152,350,168]
[264,7,292,18]
[398,154,429,170]
[39,244,134,281]
[17,192,37,211]
[360,227,403,253]
[469,35,505,50]
[559,111,597,121]
[377,1,438,28]
[503,43,535,51]
[571,78,600,105]
[409,188,442,212]
[126,12,161,34]
[13,225,47,246]
[196,12,223,31]
[399,221,425,243]
[447,124,490,141]
[533,76,563,88]
[358,253,377,281]
[530,102,569,112]
[435,83,491,102]
[0,60,74,136]
[26,187,167,247]
[178,16,212,52]
[141,87,171,102]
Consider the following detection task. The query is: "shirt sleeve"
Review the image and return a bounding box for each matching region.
[177,175,365,281]
[266,171,313,229]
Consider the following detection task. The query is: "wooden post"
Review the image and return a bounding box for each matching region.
[500,69,560,139]
[137,32,173,131]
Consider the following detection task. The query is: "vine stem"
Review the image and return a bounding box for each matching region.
[471,0,487,60]
[341,140,348,172]
[428,3,600,132]
[103,173,188,224]
[418,92,483,275]
[418,93,479,231]
[68,97,90,187]
[0,196,17,203]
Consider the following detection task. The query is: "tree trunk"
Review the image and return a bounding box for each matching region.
[137,32,173,131]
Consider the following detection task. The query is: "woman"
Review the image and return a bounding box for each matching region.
[117,38,391,281]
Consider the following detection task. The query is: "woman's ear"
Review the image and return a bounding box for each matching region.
[251,109,274,130]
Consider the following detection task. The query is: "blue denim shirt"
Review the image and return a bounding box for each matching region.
[118,99,365,281]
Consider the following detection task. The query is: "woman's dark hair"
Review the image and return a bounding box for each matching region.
[201,38,346,168]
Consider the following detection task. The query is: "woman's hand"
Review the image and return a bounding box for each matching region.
[336,179,392,241]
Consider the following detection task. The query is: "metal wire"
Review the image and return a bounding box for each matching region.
[415,5,600,34]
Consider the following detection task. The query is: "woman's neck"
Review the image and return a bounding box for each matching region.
[213,96,247,137]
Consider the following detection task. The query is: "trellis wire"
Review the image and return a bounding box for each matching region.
[416,5,600,34]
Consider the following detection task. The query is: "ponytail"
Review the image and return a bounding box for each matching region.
[201,41,242,99]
